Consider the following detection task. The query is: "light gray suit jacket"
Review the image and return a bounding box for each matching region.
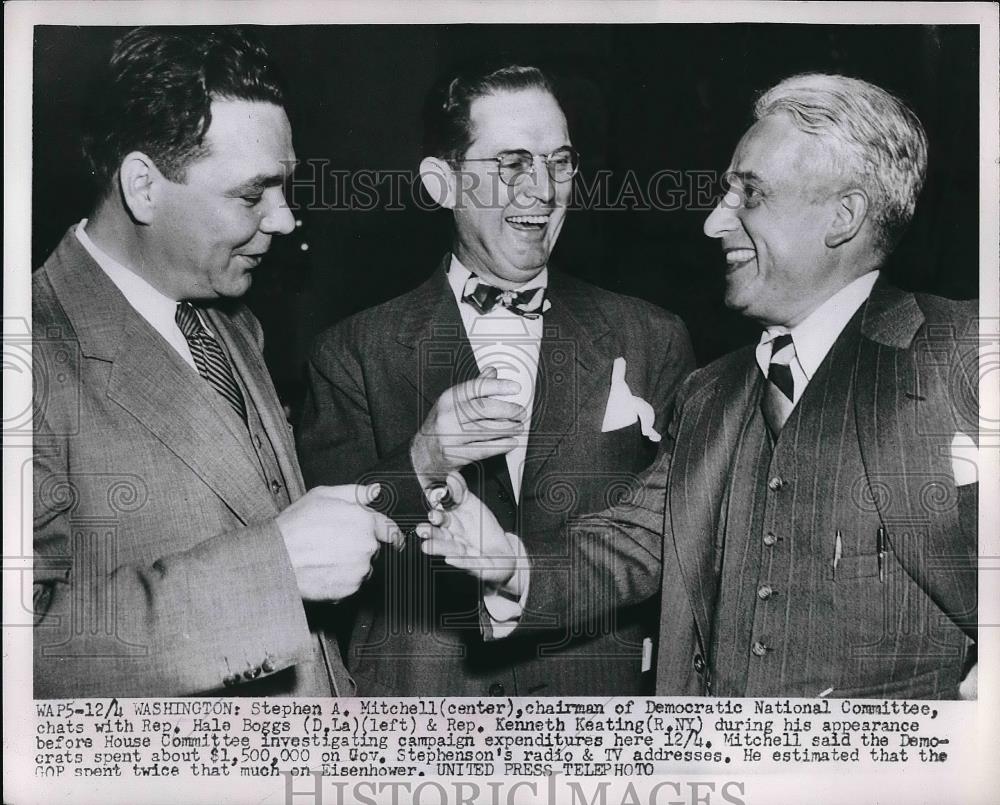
[32,227,352,697]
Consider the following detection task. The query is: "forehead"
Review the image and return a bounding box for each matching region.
[467,89,569,153]
[194,99,296,182]
[729,113,825,186]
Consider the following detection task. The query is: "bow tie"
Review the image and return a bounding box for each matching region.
[461,275,551,319]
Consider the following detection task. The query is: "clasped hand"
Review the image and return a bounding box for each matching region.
[410,367,527,486]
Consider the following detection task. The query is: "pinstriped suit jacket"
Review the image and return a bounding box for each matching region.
[32,227,352,697]
[522,280,978,698]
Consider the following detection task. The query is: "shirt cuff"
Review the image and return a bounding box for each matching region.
[482,532,530,638]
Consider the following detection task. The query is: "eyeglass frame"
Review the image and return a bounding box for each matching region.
[454,147,580,186]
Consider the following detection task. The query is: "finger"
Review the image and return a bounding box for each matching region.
[425,484,452,510]
[444,471,467,507]
[427,508,449,527]
[450,377,522,403]
[464,398,527,421]
[458,438,521,460]
[479,366,498,379]
[451,418,525,438]
[420,535,469,559]
[372,513,405,550]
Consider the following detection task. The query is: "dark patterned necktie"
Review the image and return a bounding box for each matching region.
[761,332,796,436]
[175,302,247,423]
[461,275,550,319]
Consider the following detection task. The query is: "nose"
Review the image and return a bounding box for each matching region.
[703,189,742,239]
[260,189,296,236]
[520,156,555,203]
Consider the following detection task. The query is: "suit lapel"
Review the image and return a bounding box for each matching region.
[46,230,280,525]
[667,351,761,655]
[209,308,305,499]
[852,281,926,502]
[521,271,615,498]
[393,258,514,496]
[394,261,481,409]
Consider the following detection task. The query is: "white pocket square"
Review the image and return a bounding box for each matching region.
[601,357,661,442]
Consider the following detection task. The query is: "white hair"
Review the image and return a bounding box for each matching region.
[754,73,928,255]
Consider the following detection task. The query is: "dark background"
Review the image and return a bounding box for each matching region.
[33,24,979,414]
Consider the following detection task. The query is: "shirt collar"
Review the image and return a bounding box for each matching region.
[446,254,549,308]
[75,218,184,319]
[755,270,880,380]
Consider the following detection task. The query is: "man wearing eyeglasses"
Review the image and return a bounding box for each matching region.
[298,63,694,696]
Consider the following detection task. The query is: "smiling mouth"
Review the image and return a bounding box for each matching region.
[724,248,756,269]
[506,214,550,231]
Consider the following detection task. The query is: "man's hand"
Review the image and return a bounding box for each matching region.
[415,473,523,589]
[277,483,402,601]
[410,367,526,484]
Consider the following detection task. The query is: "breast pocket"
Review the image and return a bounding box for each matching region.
[593,419,656,470]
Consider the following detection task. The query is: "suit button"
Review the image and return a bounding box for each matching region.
[693,654,706,674]
[767,476,784,491]
[497,488,509,501]
[763,532,778,547]
[244,666,262,680]
[488,682,505,696]
[757,584,774,601]
[261,659,276,674]
[270,479,282,494]
[254,434,263,449]
[751,641,770,657]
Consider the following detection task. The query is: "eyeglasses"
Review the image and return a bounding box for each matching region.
[457,147,580,186]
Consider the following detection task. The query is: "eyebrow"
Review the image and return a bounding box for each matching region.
[225,173,286,196]
[226,160,299,196]
[726,170,768,187]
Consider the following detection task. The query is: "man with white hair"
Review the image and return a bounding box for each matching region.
[421,73,979,699]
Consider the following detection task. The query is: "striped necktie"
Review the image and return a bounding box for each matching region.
[175,302,247,423]
[761,332,796,436]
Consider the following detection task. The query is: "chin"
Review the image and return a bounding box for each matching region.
[217,279,253,299]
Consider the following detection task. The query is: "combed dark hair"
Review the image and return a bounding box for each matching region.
[423,61,556,162]
[82,26,287,195]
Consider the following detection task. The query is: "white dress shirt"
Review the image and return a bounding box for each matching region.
[447,256,547,633]
[447,256,547,502]
[755,270,880,402]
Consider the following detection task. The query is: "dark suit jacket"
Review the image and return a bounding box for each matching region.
[523,281,978,699]
[32,227,354,697]
[297,259,695,696]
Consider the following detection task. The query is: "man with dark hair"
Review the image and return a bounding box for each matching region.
[33,27,401,698]
[298,63,694,696]
[422,73,978,699]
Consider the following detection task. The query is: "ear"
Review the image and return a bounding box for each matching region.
[118,151,163,225]
[419,157,457,210]
[825,188,869,248]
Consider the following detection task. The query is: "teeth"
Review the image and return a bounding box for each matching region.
[726,249,756,264]
[507,215,549,225]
